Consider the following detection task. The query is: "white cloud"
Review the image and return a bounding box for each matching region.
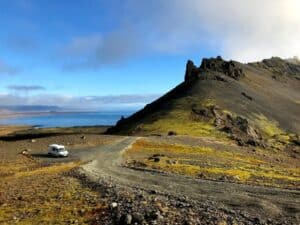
[0,93,161,110]
[138,0,300,62]
[61,0,300,67]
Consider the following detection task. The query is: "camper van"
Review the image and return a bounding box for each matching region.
[48,144,69,157]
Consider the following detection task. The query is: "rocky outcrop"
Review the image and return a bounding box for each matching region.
[191,105,265,147]
[184,56,245,82]
[200,56,245,80]
[250,57,300,80]
[184,60,199,82]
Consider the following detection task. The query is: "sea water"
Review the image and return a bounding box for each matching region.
[0,111,133,128]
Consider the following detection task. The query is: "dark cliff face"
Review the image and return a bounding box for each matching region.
[184,56,245,82]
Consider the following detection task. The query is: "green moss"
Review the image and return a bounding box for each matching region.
[142,109,228,139]
[253,114,283,137]
[125,140,300,188]
[0,160,102,225]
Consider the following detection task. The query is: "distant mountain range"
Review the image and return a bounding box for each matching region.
[0,105,62,112]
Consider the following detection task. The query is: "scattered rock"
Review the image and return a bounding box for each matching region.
[192,105,265,147]
[19,149,30,156]
[125,214,132,224]
[291,135,300,146]
[153,158,160,162]
[168,131,177,136]
[148,154,165,162]
[119,214,132,224]
[111,202,118,208]
[166,159,177,165]
[79,208,86,215]
[241,92,253,101]
[132,212,144,224]
[30,139,36,143]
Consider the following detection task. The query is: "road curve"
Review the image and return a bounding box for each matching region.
[80,137,300,221]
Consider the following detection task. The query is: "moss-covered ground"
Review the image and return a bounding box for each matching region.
[124,138,300,188]
[0,156,106,225]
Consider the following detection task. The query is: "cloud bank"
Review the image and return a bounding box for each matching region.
[0,93,161,111]
[7,85,45,92]
[62,0,300,68]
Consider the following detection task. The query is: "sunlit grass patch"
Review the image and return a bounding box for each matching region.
[253,114,284,138]
[124,139,300,188]
[252,113,293,150]
[0,159,103,224]
[142,109,228,139]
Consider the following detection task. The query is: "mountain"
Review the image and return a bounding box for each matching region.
[0,105,62,112]
[107,56,300,149]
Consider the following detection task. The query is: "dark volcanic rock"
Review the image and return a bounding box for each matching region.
[168,131,177,136]
[191,105,265,147]
[200,56,245,80]
[250,57,300,79]
[185,60,199,81]
[184,56,245,82]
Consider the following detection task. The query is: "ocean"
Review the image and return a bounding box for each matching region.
[0,111,133,128]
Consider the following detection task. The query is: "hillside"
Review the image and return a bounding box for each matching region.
[107,56,300,149]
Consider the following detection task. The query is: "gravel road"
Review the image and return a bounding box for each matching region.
[78,137,300,224]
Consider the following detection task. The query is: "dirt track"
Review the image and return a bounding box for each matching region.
[77,137,300,223]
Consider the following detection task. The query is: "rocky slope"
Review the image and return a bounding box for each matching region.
[107,56,300,149]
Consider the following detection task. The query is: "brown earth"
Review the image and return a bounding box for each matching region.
[0,126,299,224]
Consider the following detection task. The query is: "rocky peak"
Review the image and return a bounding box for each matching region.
[200,56,245,80]
[184,60,199,82]
[184,56,245,82]
[286,56,300,65]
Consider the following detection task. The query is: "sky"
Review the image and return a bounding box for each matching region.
[0,0,300,111]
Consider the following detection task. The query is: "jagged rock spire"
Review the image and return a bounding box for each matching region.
[184,60,198,82]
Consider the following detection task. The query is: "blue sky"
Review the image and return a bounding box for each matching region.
[0,0,299,110]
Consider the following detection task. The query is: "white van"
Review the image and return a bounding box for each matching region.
[48,144,69,157]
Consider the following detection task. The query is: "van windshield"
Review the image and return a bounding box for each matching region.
[57,148,65,152]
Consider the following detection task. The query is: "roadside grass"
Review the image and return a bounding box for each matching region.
[0,157,104,225]
[124,139,300,188]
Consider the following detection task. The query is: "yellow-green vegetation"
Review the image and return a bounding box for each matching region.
[201,98,216,107]
[141,109,228,140]
[253,114,284,137]
[124,139,300,188]
[253,113,292,149]
[0,157,104,225]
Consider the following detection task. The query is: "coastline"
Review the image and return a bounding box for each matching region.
[0,111,88,120]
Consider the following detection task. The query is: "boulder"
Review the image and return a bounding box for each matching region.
[168,131,177,136]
